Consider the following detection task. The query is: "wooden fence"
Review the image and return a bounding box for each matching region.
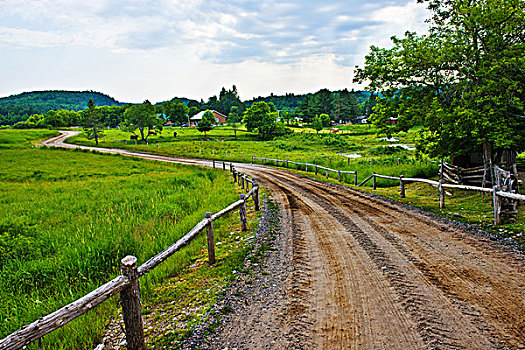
[250,155,524,225]
[0,164,258,350]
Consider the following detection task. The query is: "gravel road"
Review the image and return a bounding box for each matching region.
[47,131,525,349]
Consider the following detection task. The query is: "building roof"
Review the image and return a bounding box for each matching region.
[190,110,227,120]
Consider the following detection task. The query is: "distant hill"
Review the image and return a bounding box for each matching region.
[0,90,124,113]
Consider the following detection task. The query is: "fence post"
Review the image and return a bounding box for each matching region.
[354,171,358,186]
[120,256,146,350]
[233,169,237,182]
[230,163,233,172]
[252,155,254,164]
[205,212,215,264]
[223,161,225,171]
[295,163,298,170]
[371,158,374,166]
[245,178,249,193]
[400,175,405,198]
[241,152,244,160]
[329,157,331,165]
[398,158,401,166]
[338,170,341,182]
[493,186,501,225]
[373,172,376,190]
[305,163,308,172]
[253,182,260,211]
[439,180,445,208]
[241,176,245,190]
[240,194,248,231]
[347,157,350,166]
[325,169,328,179]
[213,160,215,169]
[315,165,318,175]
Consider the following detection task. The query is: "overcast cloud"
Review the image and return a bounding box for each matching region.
[0,0,430,102]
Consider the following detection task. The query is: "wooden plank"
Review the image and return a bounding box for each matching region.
[0,275,129,350]
[403,178,440,186]
[211,200,244,221]
[374,174,399,181]
[138,219,209,276]
[358,174,374,186]
[205,213,215,265]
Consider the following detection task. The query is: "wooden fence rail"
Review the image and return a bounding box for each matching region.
[250,154,524,225]
[0,161,259,350]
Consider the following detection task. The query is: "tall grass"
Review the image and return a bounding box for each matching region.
[0,138,238,348]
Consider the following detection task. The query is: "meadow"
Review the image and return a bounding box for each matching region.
[69,125,524,248]
[69,124,437,184]
[0,129,254,348]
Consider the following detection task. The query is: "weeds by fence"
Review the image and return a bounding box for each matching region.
[251,155,524,225]
[0,163,257,350]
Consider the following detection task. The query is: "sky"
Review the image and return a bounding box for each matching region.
[0,0,430,103]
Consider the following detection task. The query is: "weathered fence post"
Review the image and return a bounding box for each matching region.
[371,158,374,166]
[438,180,445,209]
[338,170,341,182]
[325,169,328,179]
[398,158,401,166]
[240,194,248,231]
[223,161,226,171]
[212,160,215,169]
[493,186,501,225]
[230,163,233,172]
[372,172,376,190]
[329,157,331,165]
[241,176,245,190]
[251,155,254,164]
[354,171,358,186]
[347,157,350,166]
[305,163,308,172]
[245,178,249,193]
[315,165,318,175]
[241,152,244,160]
[233,169,237,182]
[226,151,228,157]
[205,212,215,264]
[253,183,260,211]
[295,163,298,170]
[120,256,146,350]
[400,175,405,198]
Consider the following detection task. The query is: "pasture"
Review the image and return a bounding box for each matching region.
[0,129,254,348]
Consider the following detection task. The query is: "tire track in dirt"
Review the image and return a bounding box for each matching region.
[251,167,525,349]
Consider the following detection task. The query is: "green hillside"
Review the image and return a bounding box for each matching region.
[0,90,124,125]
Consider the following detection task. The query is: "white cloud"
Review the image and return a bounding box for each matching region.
[0,0,431,101]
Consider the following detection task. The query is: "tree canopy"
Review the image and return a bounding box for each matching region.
[198,110,215,139]
[354,0,525,171]
[121,100,163,141]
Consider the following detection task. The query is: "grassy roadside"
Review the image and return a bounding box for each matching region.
[0,129,262,348]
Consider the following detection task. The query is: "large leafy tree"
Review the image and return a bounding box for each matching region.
[354,0,525,184]
[121,100,163,141]
[162,99,188,125]
[243,101,278,140]
[81,99,105,146]
[198,110,215,139]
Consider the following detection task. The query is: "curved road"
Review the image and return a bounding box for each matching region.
[47,131,525,349]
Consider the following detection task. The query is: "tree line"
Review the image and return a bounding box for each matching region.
[354,0,525,185]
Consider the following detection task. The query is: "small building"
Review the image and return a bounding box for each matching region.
[190,110,227,126]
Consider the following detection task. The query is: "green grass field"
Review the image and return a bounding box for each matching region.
[69,125,437,184]
[0,129,254,348]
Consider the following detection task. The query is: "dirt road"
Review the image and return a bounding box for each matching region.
[47,132,525,349]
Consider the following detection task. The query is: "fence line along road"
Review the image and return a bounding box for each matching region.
[250,154,524,225]
[0,165,258,350]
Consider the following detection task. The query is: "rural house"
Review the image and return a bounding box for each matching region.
[190,110,227,126]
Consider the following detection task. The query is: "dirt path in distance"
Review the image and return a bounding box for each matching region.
[47,132,525,349]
